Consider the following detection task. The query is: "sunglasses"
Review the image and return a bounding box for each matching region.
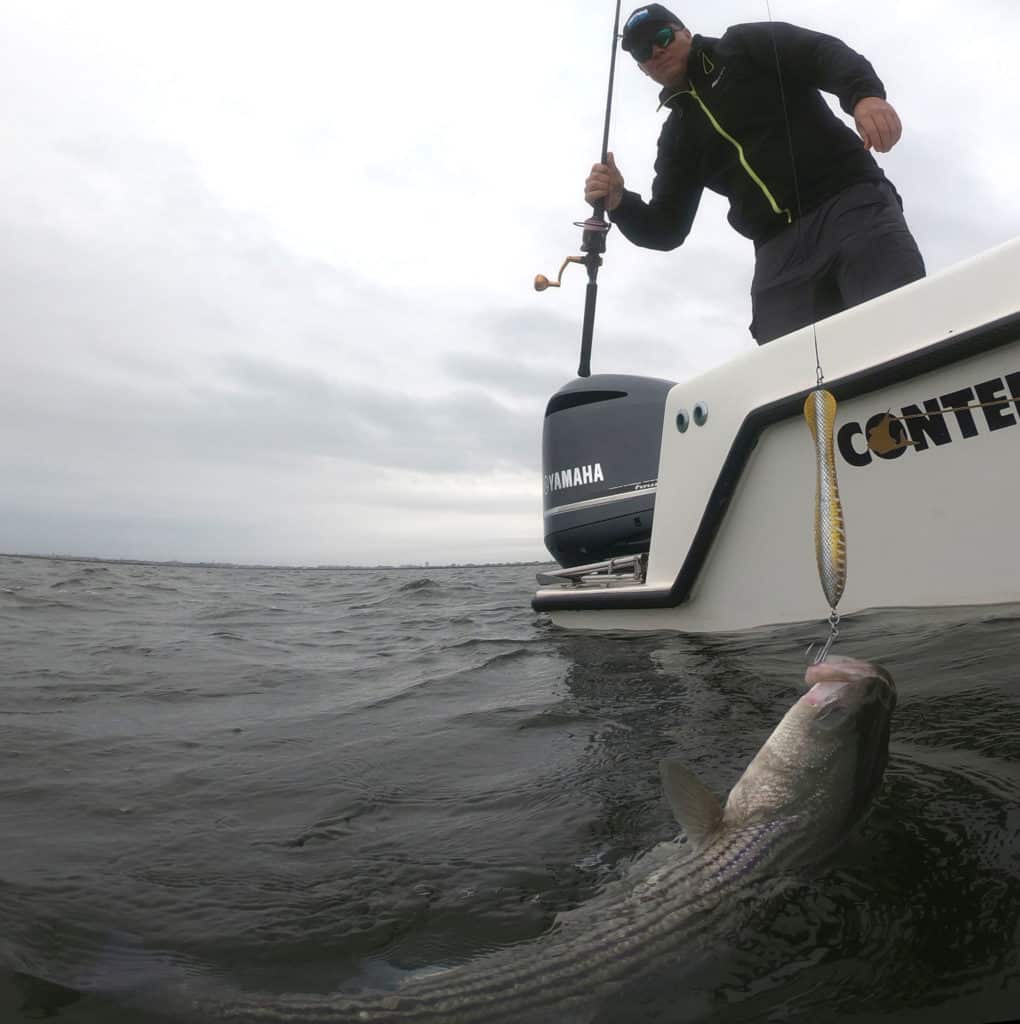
[630,25,676,63]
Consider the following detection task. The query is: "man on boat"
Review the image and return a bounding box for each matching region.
[584,5,925,343]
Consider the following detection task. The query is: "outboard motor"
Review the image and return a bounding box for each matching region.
[542,373,676,568]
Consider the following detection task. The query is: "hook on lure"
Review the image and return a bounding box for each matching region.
[805,609,841,664]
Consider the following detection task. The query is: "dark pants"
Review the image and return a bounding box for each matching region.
[749,181,926,344]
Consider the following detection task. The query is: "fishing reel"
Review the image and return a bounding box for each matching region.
[533,212,612,378]
[534,217,611,292]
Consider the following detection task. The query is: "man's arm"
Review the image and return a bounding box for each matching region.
[609,184,703,251]
[732,21,903,152]
[585,134,704,252]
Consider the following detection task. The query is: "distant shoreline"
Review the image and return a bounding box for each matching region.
[0,552,551,572]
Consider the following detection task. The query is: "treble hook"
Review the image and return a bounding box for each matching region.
[805,609,840,664]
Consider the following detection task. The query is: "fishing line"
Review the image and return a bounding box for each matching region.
[763,0,846,660]
[764,0,824,386]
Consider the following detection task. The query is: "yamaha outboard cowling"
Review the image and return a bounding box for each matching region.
[542,373,676,568]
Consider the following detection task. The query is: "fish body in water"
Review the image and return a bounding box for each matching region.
[130,657,898,1022]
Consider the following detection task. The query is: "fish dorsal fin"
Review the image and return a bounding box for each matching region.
[659,758,724,848]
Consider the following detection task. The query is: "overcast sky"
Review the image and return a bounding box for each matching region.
[1,0,1017,566]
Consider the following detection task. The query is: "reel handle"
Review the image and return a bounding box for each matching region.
[534,256,584,292]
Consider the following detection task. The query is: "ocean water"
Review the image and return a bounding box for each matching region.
[0,553,1017,1023]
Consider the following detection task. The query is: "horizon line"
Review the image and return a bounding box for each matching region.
[0,551,552,572]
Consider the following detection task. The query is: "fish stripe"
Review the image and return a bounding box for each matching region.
[192,820,808,1022]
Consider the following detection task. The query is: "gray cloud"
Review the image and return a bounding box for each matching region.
[0,130,555,562]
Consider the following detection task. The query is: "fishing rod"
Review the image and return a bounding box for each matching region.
[534,0,623,378]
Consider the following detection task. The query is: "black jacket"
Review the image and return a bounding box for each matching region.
[610,22,892,248]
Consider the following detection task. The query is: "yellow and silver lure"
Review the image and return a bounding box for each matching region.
[804,389,847,658]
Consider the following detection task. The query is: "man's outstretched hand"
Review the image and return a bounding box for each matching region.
[854,97,902,153]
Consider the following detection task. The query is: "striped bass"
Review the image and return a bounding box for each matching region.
[123,656,897,1022]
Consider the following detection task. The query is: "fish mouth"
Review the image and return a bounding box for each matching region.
[802,657,894,708]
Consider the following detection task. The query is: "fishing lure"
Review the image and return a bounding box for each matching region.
[804,388,847,612]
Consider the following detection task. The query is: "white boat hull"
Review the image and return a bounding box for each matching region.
[534,238,1020,632]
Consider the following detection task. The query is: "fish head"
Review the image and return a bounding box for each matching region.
[723,657,896,854]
